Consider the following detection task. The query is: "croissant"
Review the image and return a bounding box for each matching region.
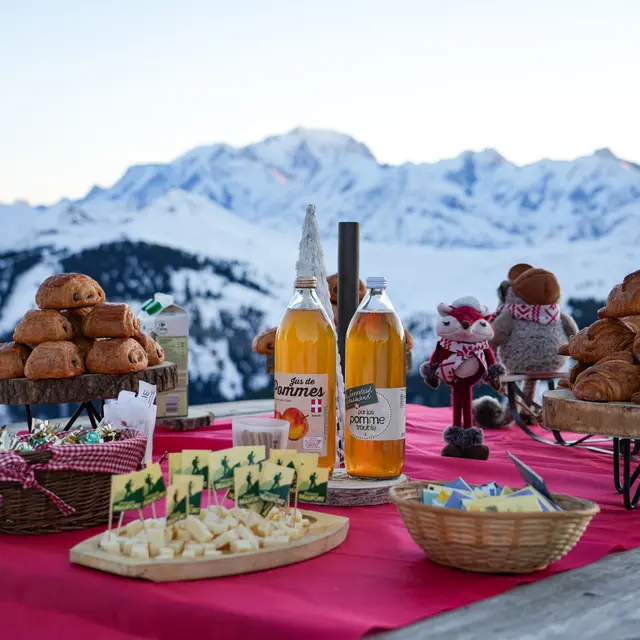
[14,309,75,344]
[622,316,640,332]
[82,303,140,339]
[0,342,31,380]
[86,338,148,374]
[597,350,636,365]
[598,270,640,318]
[569,360,592,384]
[573,359,640,402]
[557,378,571,389]
[36,273,105,310]
[133,331,165,366]
[24,342,85,380]
[568,318,635,362]
[558,343,570,356]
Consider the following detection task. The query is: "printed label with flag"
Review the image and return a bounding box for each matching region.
[165,481,188,526]
[110,471,145,513]
[310,398,323,414]
[173,473,203,515]
[142,462,167,507]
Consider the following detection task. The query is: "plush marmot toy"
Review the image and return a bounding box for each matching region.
[473,267,579,428]
[486,263,533,323]
[420,297,505,460]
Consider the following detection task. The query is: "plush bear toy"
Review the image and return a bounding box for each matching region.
[486,263,534,323]
[420,297,505,460]
[473,267,579,428]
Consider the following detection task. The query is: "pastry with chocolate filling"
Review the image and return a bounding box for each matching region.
[13,309,75,344]
[36,273,105,310]
[82,303,140,339]
[24,342,85,380]
[133,331,165,366]
[86,338,148,374]
[0,342,31,380]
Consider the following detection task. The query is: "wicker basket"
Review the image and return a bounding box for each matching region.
[0,434,146,535]
[390,481,599,574]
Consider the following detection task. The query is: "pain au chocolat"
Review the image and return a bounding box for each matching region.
[0,342,31,380]
[24,342,85,380]
[13,309,75,344]
[133,331,165,366]
[82,303,140,339]
[36,273,105,310]
[86,338,148,374]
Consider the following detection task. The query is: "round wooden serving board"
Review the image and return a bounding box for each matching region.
[69,509,349,582]
[156,407,215,430]
[0,362,178,406]
[326,469,410,506]
[543,389,640,439]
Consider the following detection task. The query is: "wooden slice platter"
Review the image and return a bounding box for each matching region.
[326,469,409,506]
[69,510,348,582]
[543,389,640,439]
[156,407,215,430]
[0,362,178,406]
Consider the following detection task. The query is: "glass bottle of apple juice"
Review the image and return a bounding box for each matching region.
[345,277,406,479]
[274,276,336,475]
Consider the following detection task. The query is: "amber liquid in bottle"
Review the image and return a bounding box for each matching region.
[275,277,336,475]
[345,279,406,479]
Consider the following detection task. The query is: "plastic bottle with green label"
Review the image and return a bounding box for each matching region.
[344,277,406,479]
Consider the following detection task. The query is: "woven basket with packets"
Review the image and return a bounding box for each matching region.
[0,427,146,534]
[390,481,599,574]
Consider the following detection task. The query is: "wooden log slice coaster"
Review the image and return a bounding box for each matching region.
[156,408,215,430]
[326,469,410,506]
[0,362,178,406]
[543,388,640,439]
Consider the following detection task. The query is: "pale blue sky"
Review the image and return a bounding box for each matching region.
[1,0,638,204]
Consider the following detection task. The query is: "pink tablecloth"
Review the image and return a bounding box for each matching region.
[0,405,637,640]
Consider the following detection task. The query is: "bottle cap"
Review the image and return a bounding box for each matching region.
[366,277,387,290]
[295,276,317,289]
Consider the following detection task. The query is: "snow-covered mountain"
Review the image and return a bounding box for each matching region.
[1,128,639,421]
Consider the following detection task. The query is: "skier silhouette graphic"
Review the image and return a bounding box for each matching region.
[221,455,230,477]
[246,471,253,488]
[191,456,200,475]
[271,472,283,491]
[124,479,133,498]
[309,472,318,491]
[247,451,256,465]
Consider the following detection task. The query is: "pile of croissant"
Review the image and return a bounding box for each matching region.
[558,270,640,403]
[0,273,165,381]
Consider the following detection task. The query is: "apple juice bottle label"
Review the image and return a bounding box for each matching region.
[274,373,329,456]
[345,384,406,441]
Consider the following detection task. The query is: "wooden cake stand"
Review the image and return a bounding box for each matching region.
[543,389,640,509]
[0,362,178,431]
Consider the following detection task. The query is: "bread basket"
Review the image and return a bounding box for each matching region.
[390,481,599,574]
[0,430,146,534]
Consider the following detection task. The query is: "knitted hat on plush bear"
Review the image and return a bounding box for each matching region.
[512,269,561,306]
[508,263,534,282]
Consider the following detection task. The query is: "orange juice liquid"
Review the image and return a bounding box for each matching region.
[345,310,406,479]
[275,307,336,475]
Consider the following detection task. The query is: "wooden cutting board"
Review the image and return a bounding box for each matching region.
[69,509,349,582]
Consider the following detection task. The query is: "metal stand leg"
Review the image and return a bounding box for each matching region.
[63,403,87,431]
[613,438,640,509]
[24,405,33,432]
[507,380,613,454]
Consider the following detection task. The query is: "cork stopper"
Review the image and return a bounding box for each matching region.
[295,276,317,289]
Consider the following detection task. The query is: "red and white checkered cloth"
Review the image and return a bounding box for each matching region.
[0,429,146,515]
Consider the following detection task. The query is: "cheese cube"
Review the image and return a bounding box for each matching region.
[99,538,121,556]
[121,536,143,556]
[246,510,264,530]
[149,543,164,558]
[146,518,165,529]
[181,549,196,559]
[146,529,168,546]
[204,510,221,524]
[271,520,288,531]
[185,543,204,556]
[155,547,175,560]
[235,524,257,541]
[284,526,305,540]
[229,539,253,553]
[229,507,250,524]
[212,531,236,550]
[175,529,191,542]
[204,548,223,558]
[262,535,290,548]
[227,528,239,540]
[301,518,310,528]
[221,516,238,530]
[206,520,229,536]
[186,516,214,543]
[218,505,230,517]
[255,522,272,538]
[130,543,150,559]
[124,520,144,537]
[168,540,185,554]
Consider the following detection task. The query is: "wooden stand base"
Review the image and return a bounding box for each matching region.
[156,408,215,430]
[326,469,410,507]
